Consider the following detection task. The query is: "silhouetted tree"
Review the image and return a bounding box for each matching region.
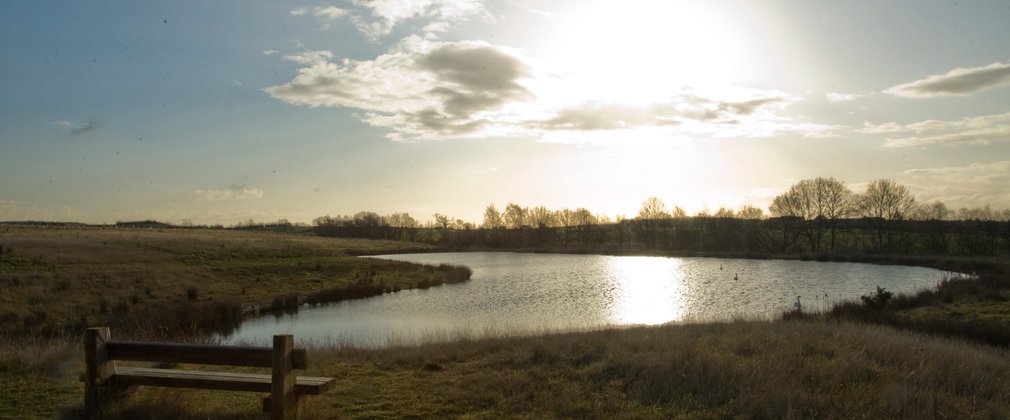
[572,207,596,245]
[482,204,504,229]
[528,206,555,229]
[714,207,736,218]
[638,197,670,220]
[737,205,764,219]
[637,197,670,247]
[857,179,916,252]
[503,202,526,229]
[771,177,852,252]
[433,213,452,229]
[384,212,418,228]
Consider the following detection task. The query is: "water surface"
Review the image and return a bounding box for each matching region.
[223,252,948,347]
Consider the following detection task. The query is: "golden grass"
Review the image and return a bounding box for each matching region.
[3,320,1010,419]
[0,225,438,336]
[4,225,1010,418]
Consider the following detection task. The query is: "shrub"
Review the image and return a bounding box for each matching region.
[186,287,198,301]
[860,286,893,308]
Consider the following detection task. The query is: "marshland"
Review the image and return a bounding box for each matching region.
[2,222,1009,419]
[4,1,1010,418]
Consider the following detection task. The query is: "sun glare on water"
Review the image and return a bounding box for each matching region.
[606,256,687,325]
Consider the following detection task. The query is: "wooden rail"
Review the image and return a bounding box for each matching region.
[83,327,333,419]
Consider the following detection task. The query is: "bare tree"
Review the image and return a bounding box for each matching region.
[555,208,574,228]
[737,205,764,219]
[714,207,736,218]
[858,179,916,220]
[770,177,853,251]
[384,212,418,228]
[352,211,383,228]
[916,201,951,221]
[433,213,452,229]
[638,196,670,219]
[571,208,596,226]
[503,202,526,229]
[857,179,916,252]
[571,207,597,245]
[482,204,503,229]
[527,206,555,229]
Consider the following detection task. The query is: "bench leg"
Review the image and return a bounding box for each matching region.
[271,334,295,419]
[262,392,306,416]
[84,327,116,418]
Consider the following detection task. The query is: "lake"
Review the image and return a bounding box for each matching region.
[222,252,950,347]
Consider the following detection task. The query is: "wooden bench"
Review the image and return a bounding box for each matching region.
[83,327,335,419]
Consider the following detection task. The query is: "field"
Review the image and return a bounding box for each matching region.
[0,225,448,337]
[2,226,1009,419]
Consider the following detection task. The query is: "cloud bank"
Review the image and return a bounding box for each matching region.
[885,62,1010,98]
[291,1,488,39]
[195,184,264,201]
[265,38,833,142]
[865,112,1010,147]
[265,37,533,140]
[905,160,1010,208]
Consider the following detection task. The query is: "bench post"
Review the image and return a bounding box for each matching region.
[271,334,296,420]
[84,327,115,418]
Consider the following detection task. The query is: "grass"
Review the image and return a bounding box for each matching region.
[4,225,1010,418]
[823,269,1010,346]
[0,225,439,337]
[3,320,1010,419]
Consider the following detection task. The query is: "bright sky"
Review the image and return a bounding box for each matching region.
[2,0,1009,225]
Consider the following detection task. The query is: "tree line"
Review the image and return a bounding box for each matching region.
[312,178,1010,257]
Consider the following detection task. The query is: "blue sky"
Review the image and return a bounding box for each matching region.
[2,0,1009,225]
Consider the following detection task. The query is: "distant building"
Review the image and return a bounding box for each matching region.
[115,220,174,229]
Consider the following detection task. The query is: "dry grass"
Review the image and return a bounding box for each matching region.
[4,225,1010,418]
[4,320,1010,419]
[0,225,437,337]
[300,320,1010,419]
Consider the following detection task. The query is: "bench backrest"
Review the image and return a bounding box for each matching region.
[85,327,308,420]
[104,340,309,369]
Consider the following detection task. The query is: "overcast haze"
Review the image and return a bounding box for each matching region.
[2,1,1009,225]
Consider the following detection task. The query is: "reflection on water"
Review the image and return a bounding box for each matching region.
[607,256,686,325]
[222,252,949,347]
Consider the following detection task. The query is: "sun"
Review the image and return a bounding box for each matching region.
[534,1,752,106]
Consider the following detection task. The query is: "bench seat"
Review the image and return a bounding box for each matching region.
[114,366,335,395]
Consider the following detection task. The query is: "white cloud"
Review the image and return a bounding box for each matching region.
[262,49,279,56]
[885,62,1010,98]
[194,184,264,201]
[289,1,487,38]
[858,122,909,134]
[825,92,866,102]
[863,112,1010,134]
[265,37,533,140]
[904,161,1010,209]
[54,117,102,137]
[528,92,836,139]
[282,50,333,65]
[291,5,350,29]
[314,6,349,20]
[265,38,835,142]
[885,126,1010,148]
[350,0,489,39]
[905,160,1010,180]
[867,112,1010,147]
